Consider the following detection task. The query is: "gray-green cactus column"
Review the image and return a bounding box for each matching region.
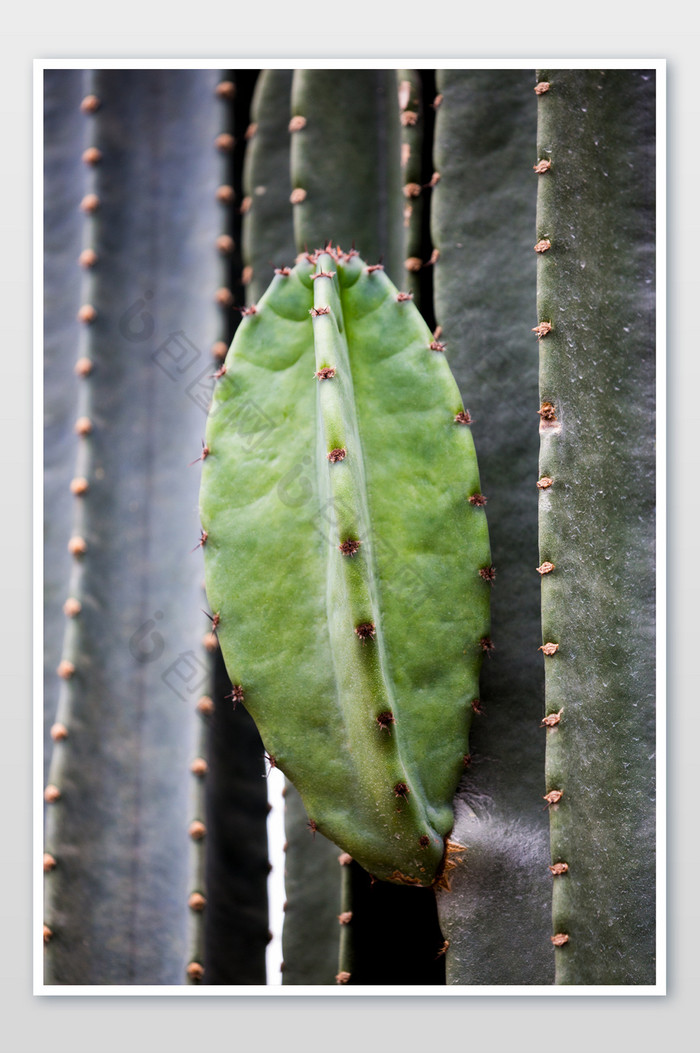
[289,69,404,281]
[43,69,228,984]
[535,68,656,985]
[396,69,427,302]
[241,68,297,304]
[280,784,346,985]
[431,69,553,985]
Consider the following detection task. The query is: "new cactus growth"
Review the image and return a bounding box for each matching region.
[200,246,491,887]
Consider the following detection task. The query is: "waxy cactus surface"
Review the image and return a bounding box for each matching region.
[431,69,552,984]
[43,69,227,984]
[200,247,491,886]
[535,68,656,984]
[290,71,404,282]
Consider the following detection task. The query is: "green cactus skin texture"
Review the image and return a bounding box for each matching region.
[241,70,297,304]
[431,69,553,984]
[290,71,404,283]
[43,69,227,984]
[200,246,491,887]
[536,69,656,984]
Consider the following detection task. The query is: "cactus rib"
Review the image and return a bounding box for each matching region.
[536,68,656,985]
[44,69,226,985]
[290,70,404,282]
[431,68,553,985]
[280,783,342,985]
[397,69,426,301]
[241,69,296,304]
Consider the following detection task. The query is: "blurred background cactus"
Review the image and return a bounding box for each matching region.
[43,65,657,987]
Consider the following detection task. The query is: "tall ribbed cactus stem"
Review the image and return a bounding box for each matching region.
[397,69,427,302]
[241,69,296,303]
[43,68,227,985]
[289,71,404,281]
[431,69,552,985]
[535,68,656,984]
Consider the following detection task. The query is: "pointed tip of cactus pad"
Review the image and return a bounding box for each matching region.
[200,250,491,885]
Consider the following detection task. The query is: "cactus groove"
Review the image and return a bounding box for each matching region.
[200,246,491,886]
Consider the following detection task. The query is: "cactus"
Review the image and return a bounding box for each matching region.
[43,64,657,988]
[430,69,552,984]
[44,70,90,782]
[199,246,491,887]
[290,70,404,282]
[535,68,656,984]
[241,69,296,303]
[396,69,429,303]
[239,70,454,979]
[280,783,343,985]
[42,68,266,985]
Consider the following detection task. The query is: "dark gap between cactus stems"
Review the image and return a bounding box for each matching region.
[347,862,446,985]
[202,69,272,986]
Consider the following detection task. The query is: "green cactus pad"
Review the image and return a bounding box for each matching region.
[200,246,491,886]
